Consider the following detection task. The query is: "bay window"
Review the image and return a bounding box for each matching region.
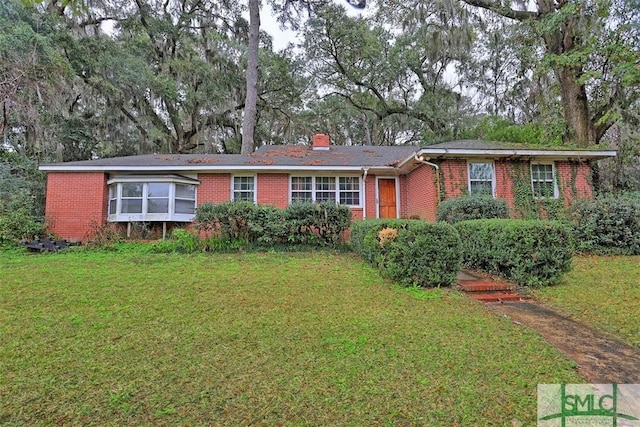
[107,175,198,222]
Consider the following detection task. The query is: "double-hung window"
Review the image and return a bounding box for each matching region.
[531,163,558,198]
[468,162,495,196]
[107,175,198,222]
[232,176,256,202]
[290,176,361,206]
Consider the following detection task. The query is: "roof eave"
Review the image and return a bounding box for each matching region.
[415,148,617,161]
[38,164,394,172]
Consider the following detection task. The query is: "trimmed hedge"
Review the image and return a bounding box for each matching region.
[195,201,351,246]
[569,196,640,255]
[455,219,572,287]
[350,219,462,287]
[436,195,509,224]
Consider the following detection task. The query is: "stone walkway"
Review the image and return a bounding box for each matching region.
[457,271,640,383]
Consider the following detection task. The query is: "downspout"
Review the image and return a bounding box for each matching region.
[361,167,369,219]
[415,154,441,202]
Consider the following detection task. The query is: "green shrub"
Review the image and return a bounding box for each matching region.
[455,219,572,287]
[195,201,351,247]
[569,196,640,255]
[285,202,351,245]
[0,192,45,246]
[350,219,462,287]
[436,195,509,224]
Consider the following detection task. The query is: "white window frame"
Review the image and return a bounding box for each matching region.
[531,162,559,199]
[467,161,496,197]
[231,175,257,203]
[107,176,198,222]
[289,175,362,207]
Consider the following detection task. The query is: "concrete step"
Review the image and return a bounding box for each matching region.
[471,292,525,302]
[457,280,515,293]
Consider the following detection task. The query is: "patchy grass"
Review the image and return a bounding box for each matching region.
[1,251,581,425]
[534,255,640,348]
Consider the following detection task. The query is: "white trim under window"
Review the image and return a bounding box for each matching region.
[289,176,362,206]
[468,161,495,196]
[107,175,198,222]
[232,175,257,202]
[531,163,559,199]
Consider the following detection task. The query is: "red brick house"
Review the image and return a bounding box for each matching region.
[39,135,615,241]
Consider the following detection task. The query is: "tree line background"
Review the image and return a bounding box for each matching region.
[1,0,639,239]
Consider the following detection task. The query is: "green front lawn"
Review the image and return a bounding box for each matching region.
[534,255,640,348]
[1,251,581,425]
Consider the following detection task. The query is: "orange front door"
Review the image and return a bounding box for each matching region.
[378,179,397,218]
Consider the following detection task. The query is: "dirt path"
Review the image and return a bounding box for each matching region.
[489,301,640,383]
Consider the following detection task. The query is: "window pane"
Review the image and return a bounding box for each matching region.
[233,177,254,202]
[339,177,359,191]
[531,164,556,198]
[176,184,196,199]
[147,199,169,213]
[235,192,254,202]
[292,192,312,202]
[109,200,117,215]
[175,199,195,214]
[291,177,312,191]
[470,181,492,195]
[340,192,359,205]
[234,176,254,191]
[147,183,170,198]
[469,163,493,180]
[316,192,336,202]
[121,199,142,213]
[316,177,335,191]
[122,183,143,197]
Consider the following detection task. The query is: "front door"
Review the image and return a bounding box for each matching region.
[378,178,397,218]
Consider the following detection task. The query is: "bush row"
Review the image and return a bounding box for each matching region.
[436,195,509,224]
[454,219,573,287]
[438,194,640,255]
[350,219,462,287]
[195,201,351,246]
[569,196,640,255]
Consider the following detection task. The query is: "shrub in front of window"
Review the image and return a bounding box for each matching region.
[350,219,462,287]
[195,201,351,247]
[436,194,509,224]
[454,219,573,287]
[285,201,351,245]
[569,196,640,255]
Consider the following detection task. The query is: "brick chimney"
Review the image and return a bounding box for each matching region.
[312,133,330,151]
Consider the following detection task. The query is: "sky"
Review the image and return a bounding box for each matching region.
[258,2,367,52]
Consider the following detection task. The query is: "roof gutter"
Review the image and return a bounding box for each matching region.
[414,148,617,160]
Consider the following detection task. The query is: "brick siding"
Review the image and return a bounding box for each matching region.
[404,164,438,220]
[44,172,108,241]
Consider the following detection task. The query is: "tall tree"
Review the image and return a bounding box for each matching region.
[241,0,260,154]
[459,0,639,146]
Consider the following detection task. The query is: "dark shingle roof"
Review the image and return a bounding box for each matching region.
[40,145,418,170]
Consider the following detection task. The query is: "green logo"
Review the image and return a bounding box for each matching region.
[538,384,640,426]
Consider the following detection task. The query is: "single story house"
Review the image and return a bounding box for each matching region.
[39,134,616,241]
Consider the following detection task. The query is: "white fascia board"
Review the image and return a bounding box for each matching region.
[39,165,391,173]
[415,148,617,160]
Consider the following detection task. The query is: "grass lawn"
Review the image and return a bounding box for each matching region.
[534,255,640,348]
[1,250,581,425]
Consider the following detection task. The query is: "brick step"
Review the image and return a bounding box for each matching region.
[457,280,515,293]
[470,292,525,302]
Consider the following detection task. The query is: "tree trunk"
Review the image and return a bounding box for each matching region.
[555,66,596,147]
[241,0,260,155]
